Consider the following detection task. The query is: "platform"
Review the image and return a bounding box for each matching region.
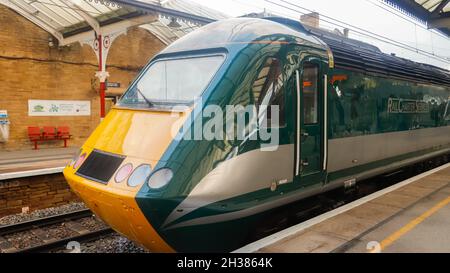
[0,148,78,180]
[235,163,450,253]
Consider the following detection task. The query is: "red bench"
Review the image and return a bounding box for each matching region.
[57,126,72,148]
[28,126,72,150]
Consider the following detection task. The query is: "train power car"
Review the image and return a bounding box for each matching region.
[63,17,450,252]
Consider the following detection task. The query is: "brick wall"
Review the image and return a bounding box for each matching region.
[0,174,79,217]
[0,5,165,151]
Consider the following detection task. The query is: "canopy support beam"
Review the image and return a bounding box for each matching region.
[432,0,450,15]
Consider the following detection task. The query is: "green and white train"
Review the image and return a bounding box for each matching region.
[64,17,450,253]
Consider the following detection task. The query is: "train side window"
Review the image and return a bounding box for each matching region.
[252,57,286,128]
[445,101,450,121]
[302,63,319,124]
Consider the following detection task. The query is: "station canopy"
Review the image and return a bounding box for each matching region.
[384,0,450,36]
[0,0,227,45]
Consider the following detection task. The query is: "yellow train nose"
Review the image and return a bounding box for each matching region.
[61,107,192,252]
[63,167,174,253]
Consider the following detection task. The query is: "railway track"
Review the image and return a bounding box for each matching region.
[16,227,114,253]
[0,209,115,253]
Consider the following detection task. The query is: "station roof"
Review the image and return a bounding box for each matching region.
[0,0,227,45]
[384,0,450,36]
[138,0,227,44]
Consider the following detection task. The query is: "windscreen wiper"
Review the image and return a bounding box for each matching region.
[136,87,154,107]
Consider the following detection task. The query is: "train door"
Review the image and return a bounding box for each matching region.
[294,58,327,186]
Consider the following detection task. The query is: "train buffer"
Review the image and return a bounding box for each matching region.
[235,163,450,253]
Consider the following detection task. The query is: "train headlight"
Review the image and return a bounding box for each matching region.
[148,168,173,189]
[127,164,152,187]
[115,163,133,183]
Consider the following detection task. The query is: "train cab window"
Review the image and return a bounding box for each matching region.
[302,64,319,124]
[252,58,286,128]
[119,55,225,107]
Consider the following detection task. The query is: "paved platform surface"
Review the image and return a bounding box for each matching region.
[236,163,450,253]
[0,147,77,177]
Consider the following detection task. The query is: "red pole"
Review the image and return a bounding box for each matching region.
[98,34,106,119]
[100,82,106,118]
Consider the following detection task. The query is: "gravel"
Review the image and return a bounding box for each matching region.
[0,202,87,226]
[40,225,80,240]
[3,230,42,250]
[77,216,109,230]
[55,234,149,253]
[0,202,149,253]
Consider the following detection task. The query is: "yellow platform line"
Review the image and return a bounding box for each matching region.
[374,195,450,252]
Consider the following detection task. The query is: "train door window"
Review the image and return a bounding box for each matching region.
[302,63,319,124]
[252,57,286,128]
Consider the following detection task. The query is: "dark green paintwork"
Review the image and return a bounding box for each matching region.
[329,69,450,140]
[128,18,450,252]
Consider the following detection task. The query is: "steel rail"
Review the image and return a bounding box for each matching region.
[0,209,93,236]
[13,227,115,253]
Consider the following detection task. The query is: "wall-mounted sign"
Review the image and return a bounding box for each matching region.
[0,110,7,118]
[0,110,9,142]
[106,82,121,88]
[28,100,91,116]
